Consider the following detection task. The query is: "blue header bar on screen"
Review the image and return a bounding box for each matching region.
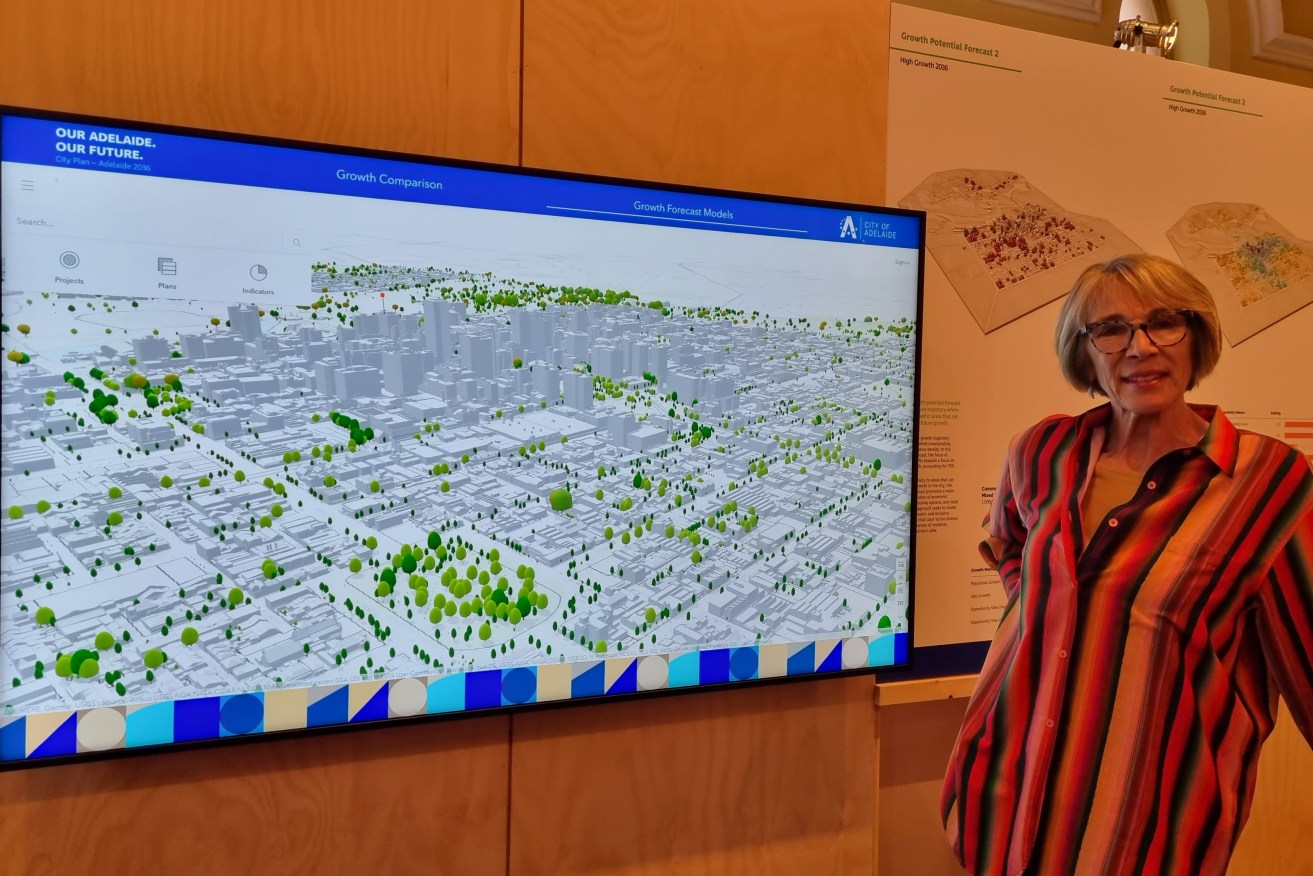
[2,114,919,248]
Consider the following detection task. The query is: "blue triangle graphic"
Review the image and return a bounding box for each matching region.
[350,685,389,723]
[787,642,816,676]
[605,660,638,695]
[30,713,78,759]
[572,662,605,698]
[307,686,349,727]
[816,641,842,674]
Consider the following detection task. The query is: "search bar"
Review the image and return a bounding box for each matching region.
[283,229,310,253]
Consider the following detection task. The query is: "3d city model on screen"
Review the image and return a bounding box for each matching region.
[0,111,923,760]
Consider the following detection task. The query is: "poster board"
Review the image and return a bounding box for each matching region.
[887,5,1313,663]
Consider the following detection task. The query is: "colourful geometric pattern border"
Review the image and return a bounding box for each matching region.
[1,632,908,763]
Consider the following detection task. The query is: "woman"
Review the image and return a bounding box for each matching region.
[941,254,1313,875]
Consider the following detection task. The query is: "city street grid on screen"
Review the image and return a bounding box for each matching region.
[1,111,921,761]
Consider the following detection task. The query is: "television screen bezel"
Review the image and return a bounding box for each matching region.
[0,104,927,769]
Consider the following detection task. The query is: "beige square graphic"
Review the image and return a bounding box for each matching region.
[264,687,309,732]
[536,663,573,702]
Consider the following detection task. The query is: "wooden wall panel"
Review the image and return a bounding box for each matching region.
[0,0,522,162]
[508,675,877,876]
[523,0,890,204]
[876,697,969,876]
[0,4,517,875]
[0,717,511,876]
[892,0,1115,44]
[515,7,890,872]
[1229,704,1313,876]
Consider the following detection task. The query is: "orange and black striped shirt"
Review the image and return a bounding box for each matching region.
[942,404,1313,875]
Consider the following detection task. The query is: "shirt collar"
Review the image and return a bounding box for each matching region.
[1192,404,1239,476]
[1078,403,1238,476]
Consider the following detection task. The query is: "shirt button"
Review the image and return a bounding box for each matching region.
[1146,481,1157,490]
[1108,518,1119,528]
[1045,719,1055,728]
[1059,650,1068,659]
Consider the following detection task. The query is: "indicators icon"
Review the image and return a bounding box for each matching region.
[250,264,268,281]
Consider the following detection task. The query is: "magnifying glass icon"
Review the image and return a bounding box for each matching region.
[292,238,301,247]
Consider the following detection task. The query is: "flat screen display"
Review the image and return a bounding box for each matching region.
[0,108,924,765]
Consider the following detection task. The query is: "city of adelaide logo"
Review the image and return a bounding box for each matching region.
[839,215,858,239]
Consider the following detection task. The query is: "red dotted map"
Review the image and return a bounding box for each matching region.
[901,169,1140,334]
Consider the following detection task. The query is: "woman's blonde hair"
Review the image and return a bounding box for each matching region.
[1054,254,1222,395]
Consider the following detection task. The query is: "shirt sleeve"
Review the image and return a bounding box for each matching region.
[1255,478,1313,747]
[982,434,1029,603]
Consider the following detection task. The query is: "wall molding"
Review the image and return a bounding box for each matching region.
[1248,0,1313,70]
[993,0,1102,24]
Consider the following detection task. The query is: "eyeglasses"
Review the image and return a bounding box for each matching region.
[1081,309,1192,353]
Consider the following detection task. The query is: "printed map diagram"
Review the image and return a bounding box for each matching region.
[1167,203,1313,345]
[1,265,915,718]
[900,170,1141,333]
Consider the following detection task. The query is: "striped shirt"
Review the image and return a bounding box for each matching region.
[941,404,1313,875]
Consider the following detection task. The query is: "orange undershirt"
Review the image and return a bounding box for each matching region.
[1081,455,1142,547]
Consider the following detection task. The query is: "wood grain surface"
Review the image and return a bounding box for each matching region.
[523,0,889,204]
[0,5,519,875]
[0,0,521,163]
[1229,703,1313,875]
[508,674,877,876]
[0,716,511,876]
[876,697,969,876]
